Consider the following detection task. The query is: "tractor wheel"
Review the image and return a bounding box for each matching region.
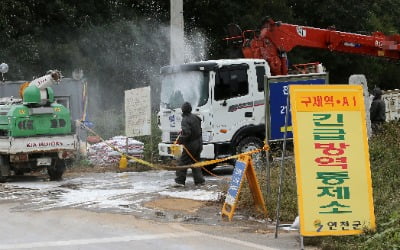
[0,155,10,182]
[15,170,24,176]
[47,159,66,181]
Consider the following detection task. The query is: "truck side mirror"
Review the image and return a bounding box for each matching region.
[222,100,227,106]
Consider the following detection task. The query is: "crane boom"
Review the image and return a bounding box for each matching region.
[225,18,400,75]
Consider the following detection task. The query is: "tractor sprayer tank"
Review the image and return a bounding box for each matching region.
[22,70,62,106]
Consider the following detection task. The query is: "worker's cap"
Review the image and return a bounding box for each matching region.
[181,102,192,114]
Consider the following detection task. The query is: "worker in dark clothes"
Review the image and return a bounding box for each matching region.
[370,87,386,134]
[174,102,205,187]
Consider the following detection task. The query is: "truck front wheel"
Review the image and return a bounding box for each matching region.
[236,136,265,169]
[47,159,66,181]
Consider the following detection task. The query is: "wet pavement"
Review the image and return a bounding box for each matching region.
[0,167,233,221]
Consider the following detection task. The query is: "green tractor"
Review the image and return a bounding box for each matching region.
[0,70,78,181]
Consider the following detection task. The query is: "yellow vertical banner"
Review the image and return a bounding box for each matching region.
[290,85,375,236]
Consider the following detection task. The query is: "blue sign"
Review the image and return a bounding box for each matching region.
[268,75,327,140]
[225,160,247,205]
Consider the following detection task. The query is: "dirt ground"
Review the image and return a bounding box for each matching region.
[145,198,205,213]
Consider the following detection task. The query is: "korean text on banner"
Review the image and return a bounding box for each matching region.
[290,85,375,236]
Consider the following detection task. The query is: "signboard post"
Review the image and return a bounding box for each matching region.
[222,155,267,221]
[124,86,152,137]
[290,85,375,236]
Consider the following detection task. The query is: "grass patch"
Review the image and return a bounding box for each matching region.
[237,161,298,222]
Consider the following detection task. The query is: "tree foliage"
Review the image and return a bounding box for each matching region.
[0,0,399,110]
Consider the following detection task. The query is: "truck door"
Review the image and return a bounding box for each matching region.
[211,63,253,142]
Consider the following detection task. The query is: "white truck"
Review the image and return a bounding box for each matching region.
[157,58,327,166]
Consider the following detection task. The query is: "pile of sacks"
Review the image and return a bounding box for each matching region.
[87,136,144,166]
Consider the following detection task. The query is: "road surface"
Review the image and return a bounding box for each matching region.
[0,169,304,249]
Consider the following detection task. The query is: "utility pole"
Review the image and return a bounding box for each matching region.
[170,0,185,65]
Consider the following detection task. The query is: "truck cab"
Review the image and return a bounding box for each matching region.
[158,59,270,162]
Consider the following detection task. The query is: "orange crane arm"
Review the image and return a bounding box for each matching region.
[225,18,400,75]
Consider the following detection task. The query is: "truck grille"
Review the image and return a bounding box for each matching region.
[170,132,179,142]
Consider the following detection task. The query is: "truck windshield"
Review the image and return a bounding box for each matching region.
[160,71,209,109]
